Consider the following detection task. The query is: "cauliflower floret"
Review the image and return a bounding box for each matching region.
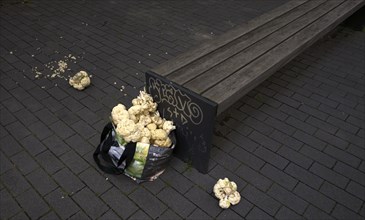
[139,115,152,126]
[151,129,168,140]
[147,123,157,131]
[228,191,241,205]
[150,112,164,127]
[141,127,151,139]
[213,184,225,200]
[111,104,129,125]
[69,70,91,90]
[140,137,150,144]
[128,105,144,116]
[219,197,231,209]
[162,120,176,134]
[132,91,157,113]
[153,137,172,148]
[116,119,142,143]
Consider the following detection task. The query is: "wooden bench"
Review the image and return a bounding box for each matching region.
[145,0,364,173]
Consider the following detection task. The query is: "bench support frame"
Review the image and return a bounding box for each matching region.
[146,71,217,173]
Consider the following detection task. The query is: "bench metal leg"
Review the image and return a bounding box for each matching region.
[146,71,217,174]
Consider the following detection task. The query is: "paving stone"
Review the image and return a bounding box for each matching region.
[10,151,39,175]
[315,130,349,150]
[331,204,364,220]
[39,211,60,220]
[28,121,53,140]
[42,134,70,156]
[286,116,317,135]
[79,167,112,195]
[336,129,364,148]
[70,120,97,139]
[187,208,211,220]
[160,167,193,194]
[13,108,39,126]
[216,208,243,220]
[0,151,14,174]
[327,145,361,168]
[6,121,31,140]
[157,186,196,218]
[19,135,47,156]
[45,188,80,219]
[261,164,297,190]
[249,131,282,152]
[279,104,308,121]
[53,168,85,194]
[334,162,365,186]
[265,117,296,136]
[270,130,303,151]
[183,165,218,192]
[230,147,265,170]
[36,150,63,174]
[320,181,362,212]
[15,188,49,219]
[293,183,335,213]
[268,184,308,215]
[246,207,274,220]
[306,116,338,135]
[241,116,273,135]
[242,185,281,216]
[26,168,57,196]
[185,186,222,218]
[9,211,30,220]
[158,209,182,220]
[128,210,152,220]
[285,163,323,189]
[309,163,349,189]
[1,169,31,196]
[211,147,240,171]
[49,120,75,139]
[60,150,89,175]
[69,211,91,220]
[227,131,259,152]
[346,181,365,201]
[105,173,138,195]
[275,206,302,220]
[0,189,21,219]
[293,130,326,151]
[236,164,272,191]
[98,209,121,220]
[65,134,93,156]
[277,146,313,169]
[303,205,334,220]
[255,147,288,170]
[129,187,167,219]
[72,187,108,220]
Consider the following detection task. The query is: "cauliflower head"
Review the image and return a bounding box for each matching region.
[213,178,241,209]
[116,119,142,143]
[69,71,91,90]
[111,104,129,125]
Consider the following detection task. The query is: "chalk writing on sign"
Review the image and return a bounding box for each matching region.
[148,78,204,125]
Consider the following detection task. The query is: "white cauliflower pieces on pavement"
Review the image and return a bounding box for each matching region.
[69,70,91,90]
[111,90,175,147]
[213,178,241,209]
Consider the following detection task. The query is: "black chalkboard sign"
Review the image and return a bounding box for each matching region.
[146,71,217,173]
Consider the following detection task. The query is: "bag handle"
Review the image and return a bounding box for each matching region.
[93,123,136,174]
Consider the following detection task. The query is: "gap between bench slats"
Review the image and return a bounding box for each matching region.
[203,0,364,115]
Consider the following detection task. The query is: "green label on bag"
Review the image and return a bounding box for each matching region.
[125,142,150,178]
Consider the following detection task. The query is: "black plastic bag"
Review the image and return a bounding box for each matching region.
[94,122,176,183]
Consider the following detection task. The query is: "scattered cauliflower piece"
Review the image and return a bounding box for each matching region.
[162,120,176,134]
[69,70,91,90]
[213,178,241,209]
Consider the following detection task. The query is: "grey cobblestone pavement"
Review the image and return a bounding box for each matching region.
[1,0,364,219]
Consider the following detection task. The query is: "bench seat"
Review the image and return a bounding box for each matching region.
[146,0,364,173]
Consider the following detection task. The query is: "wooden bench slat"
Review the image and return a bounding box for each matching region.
[167,0,326,85]
[152,0,308,76]
[203,0,364,115]
[184,0,343,94]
